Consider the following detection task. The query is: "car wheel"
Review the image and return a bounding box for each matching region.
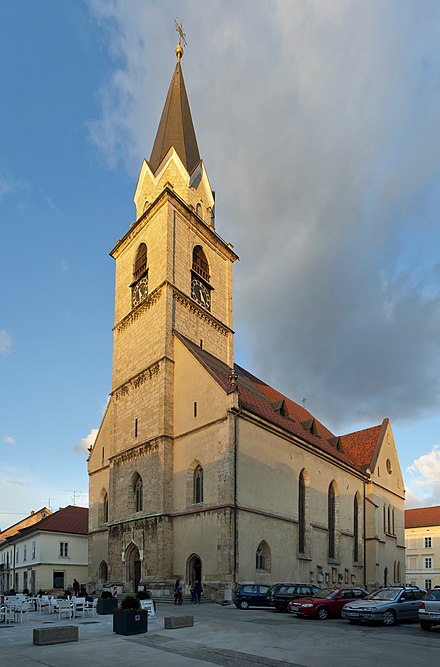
[317,606,329,620]
[420,621,432,631]
[382,610,396,626]
[239,600,249,610]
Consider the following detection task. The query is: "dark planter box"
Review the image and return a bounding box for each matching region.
[113,609,148,635]
[97,598,118,615]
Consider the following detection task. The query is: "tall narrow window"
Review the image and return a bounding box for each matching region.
[328,481,338,560]
[132,243,148,307]
[256,546,264,570]
[298,471,306,554]
[133,243,147,280]
[191,246,211,310]
[194,465,204,503]
[103,492,109,523]
[134,475,143,512]
[353,494,359,562]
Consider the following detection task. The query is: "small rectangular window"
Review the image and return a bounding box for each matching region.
[53,571,65,589]
[425,557,432,569]
[59,542,69,558]
[135,418,138,438]
[194,401,197,417]
[200,339,203,349]
[425,579,432,590]
[425,536,432,548]
[32,542,36,559]
[23,546,27,562]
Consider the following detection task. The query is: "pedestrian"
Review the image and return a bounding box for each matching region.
[190,584,196,603]
[174,578,183,605]
[194,580,203,604]
[72,579,80,597]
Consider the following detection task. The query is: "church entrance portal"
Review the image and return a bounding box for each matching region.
[126,544,141,592]
[187,553,202,586]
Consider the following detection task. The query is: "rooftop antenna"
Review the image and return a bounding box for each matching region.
[64,490,85,506]
[302,397,307,409]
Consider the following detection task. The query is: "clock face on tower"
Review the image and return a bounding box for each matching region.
[191,278,211,310]
[132,276,148,308]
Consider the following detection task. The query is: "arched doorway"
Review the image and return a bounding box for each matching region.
[126,543,141,592]
[186,553,202,587]
[99,561,108,589]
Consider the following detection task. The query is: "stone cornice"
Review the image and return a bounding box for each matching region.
[109,438,161,467]
[114,283,163,333]
[111,361,161,401]
[173,286,232,336]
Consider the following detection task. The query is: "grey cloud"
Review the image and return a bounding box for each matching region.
[89,1,440,433]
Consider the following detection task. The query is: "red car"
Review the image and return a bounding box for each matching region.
[288,587,368,620]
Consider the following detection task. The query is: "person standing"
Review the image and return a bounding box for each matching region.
[72,579,80,597]
[194,580,203,604]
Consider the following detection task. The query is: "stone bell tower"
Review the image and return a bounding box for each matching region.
[88,36,237,593]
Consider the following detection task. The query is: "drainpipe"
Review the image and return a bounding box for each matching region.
[363,471,370,590]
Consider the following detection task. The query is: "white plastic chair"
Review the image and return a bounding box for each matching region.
[73,597,86,618]
[84,598,97,617]
[14,600,31,623]
[57,599,73,620]
[0,605,13,624]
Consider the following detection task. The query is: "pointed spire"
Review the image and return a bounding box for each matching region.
[149,43,201,176]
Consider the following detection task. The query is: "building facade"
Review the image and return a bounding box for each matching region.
[405,506,440,590]
[0,506,88,594]
[88,43,405,599]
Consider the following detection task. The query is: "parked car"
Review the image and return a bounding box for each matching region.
[233,584,271,609]
[266,583,296,607]
[273,584,321,612]
[419,588,440,631]
[341,586,425,626]
[288,587,368,620]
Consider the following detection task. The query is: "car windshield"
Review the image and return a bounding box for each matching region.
[312,588,337,599]
[366,588,400,601]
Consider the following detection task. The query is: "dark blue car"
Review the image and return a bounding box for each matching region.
[233,584,271,609]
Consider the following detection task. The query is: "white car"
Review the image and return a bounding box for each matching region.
[419,588,440,631]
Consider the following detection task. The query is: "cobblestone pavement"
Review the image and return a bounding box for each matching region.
[0,602,439,666]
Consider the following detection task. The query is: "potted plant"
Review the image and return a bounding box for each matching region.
[113,595,148,635]
[97,590,118,615]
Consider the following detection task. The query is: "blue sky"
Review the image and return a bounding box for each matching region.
[2,0,440,530]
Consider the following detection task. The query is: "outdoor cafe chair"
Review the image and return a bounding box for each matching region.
[84,598,97,617]
[14,600,32,623]
[73,597,86,618]
[57,599,73,620]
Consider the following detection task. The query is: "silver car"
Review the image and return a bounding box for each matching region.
[419,588,440,631]
[341,586,425,626]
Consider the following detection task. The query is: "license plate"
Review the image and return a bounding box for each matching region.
[430,613,440,619]
[348,612,360,617]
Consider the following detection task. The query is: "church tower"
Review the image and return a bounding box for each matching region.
[88,40,238,593]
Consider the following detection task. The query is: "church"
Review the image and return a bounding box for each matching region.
[88,39,405,600]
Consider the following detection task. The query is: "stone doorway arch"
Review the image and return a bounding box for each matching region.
[186,553,202,587]
[99,560,108,589]
[126,542,141,592]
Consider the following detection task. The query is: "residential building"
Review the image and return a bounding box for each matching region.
[0,507,51,541]
[0,505,88,593]
[405,505,440,590]
[88,40,405,599]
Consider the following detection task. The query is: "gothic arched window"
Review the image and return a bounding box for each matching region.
[255,540,271,572]
[328,481,339,560]
[194,465,204,504]
[134,474,143,512]
[353,493,360,562]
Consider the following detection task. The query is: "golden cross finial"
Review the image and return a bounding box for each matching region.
[174,18,187,60]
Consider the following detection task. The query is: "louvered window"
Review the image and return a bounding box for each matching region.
[134,243,147,280]
[192,246,210,282]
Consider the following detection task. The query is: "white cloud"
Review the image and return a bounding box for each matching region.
[2,435,16,446]
[0,174,15,201]
[88,1,440,433]
[75,428,98,454]
[406,446,440,507]
[0,330,12,355]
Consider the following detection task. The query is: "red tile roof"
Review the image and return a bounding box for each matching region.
[11,506,88,540]
[405,506,440,528]
[175,332,384,474]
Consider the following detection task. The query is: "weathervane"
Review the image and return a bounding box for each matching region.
[174,17,187,60]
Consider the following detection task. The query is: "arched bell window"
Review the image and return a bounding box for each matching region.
[133,243,147,280]
[132,243,148,308]
[192,246,210,282]
[191,246,211,310]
